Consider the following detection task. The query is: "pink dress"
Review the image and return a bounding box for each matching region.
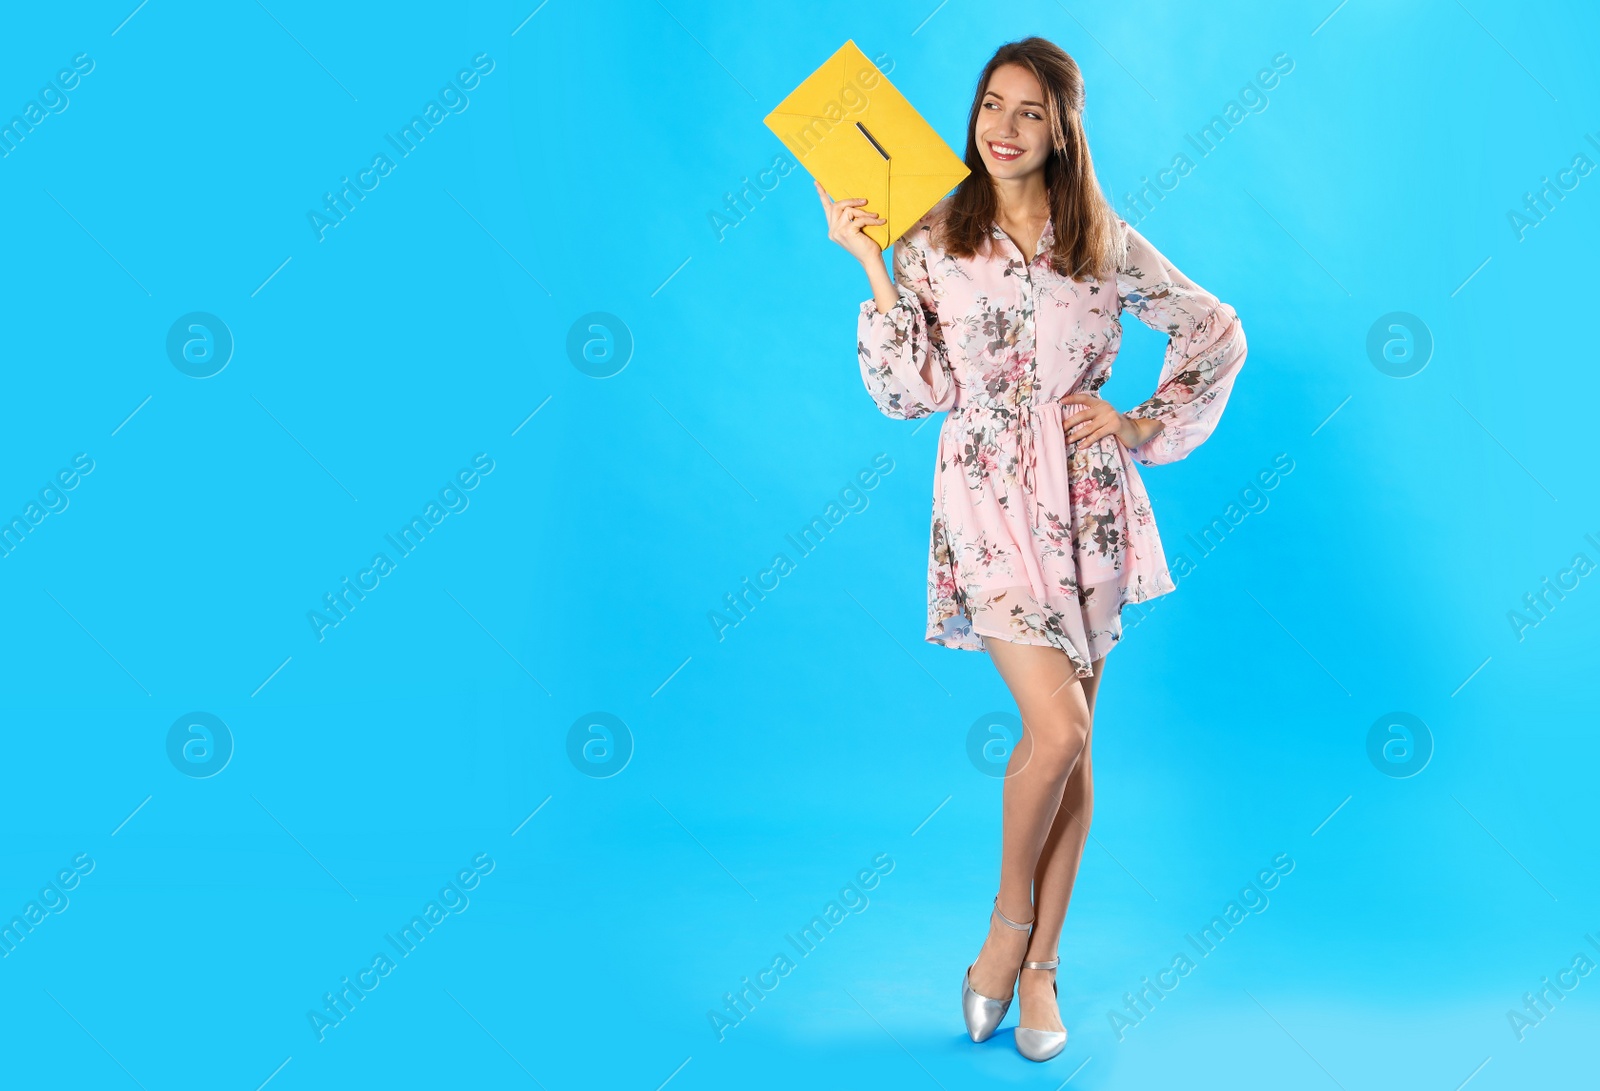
[855,197,1247,677]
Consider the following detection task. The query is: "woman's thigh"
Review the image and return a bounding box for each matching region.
[982,637,1091,742]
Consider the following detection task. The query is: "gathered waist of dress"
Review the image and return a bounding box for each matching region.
[942,395,1103,530]
[948,393,1097,423]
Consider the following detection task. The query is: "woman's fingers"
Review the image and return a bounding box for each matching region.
[1064,406,1116,445]
[820,185,887,263]
[816,184,884,227]
[1064,407,1107,435]
[840,204,885,226]
[1066,424,1114,447]
[819,187,869,213]
[818,184,855,228]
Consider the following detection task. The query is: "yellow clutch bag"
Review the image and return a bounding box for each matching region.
[764,40,970,250]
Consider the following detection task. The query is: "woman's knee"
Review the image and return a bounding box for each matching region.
[1023,717,1089,779]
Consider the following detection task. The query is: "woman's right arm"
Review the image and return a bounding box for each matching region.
[861,245,901,315]
[818,182,957,420]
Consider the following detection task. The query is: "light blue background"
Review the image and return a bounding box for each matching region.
[1,1,1595,1088]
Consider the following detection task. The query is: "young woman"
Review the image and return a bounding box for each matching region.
[817,37,1247,1061]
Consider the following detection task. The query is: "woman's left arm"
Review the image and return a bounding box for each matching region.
[1109,220,1248,466]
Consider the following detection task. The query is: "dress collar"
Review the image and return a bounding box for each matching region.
[990,214,1056,261]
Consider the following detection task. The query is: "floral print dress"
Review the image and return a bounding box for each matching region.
[856,197,1247,678]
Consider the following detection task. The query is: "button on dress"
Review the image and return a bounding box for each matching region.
[855,197,1247,677]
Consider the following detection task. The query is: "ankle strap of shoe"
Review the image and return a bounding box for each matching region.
[992,895,1034,931]
[1022,956,1059,970]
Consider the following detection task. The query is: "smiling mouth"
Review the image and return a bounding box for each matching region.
[988,142,1024,162]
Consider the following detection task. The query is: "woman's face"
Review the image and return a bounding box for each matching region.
[976,63,1052,181]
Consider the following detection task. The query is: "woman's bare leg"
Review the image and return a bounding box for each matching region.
[1016,656,1105,1032]
[965,637,1093,1006]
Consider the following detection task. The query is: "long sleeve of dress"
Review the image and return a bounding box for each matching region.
[856,229,958,420]
[1115,221,1248,467]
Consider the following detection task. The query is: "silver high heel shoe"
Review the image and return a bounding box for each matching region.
[1013,955,1067,1062]
[960,895,1033,1043]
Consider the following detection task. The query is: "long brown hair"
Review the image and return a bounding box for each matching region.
[935,37,1125,281]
